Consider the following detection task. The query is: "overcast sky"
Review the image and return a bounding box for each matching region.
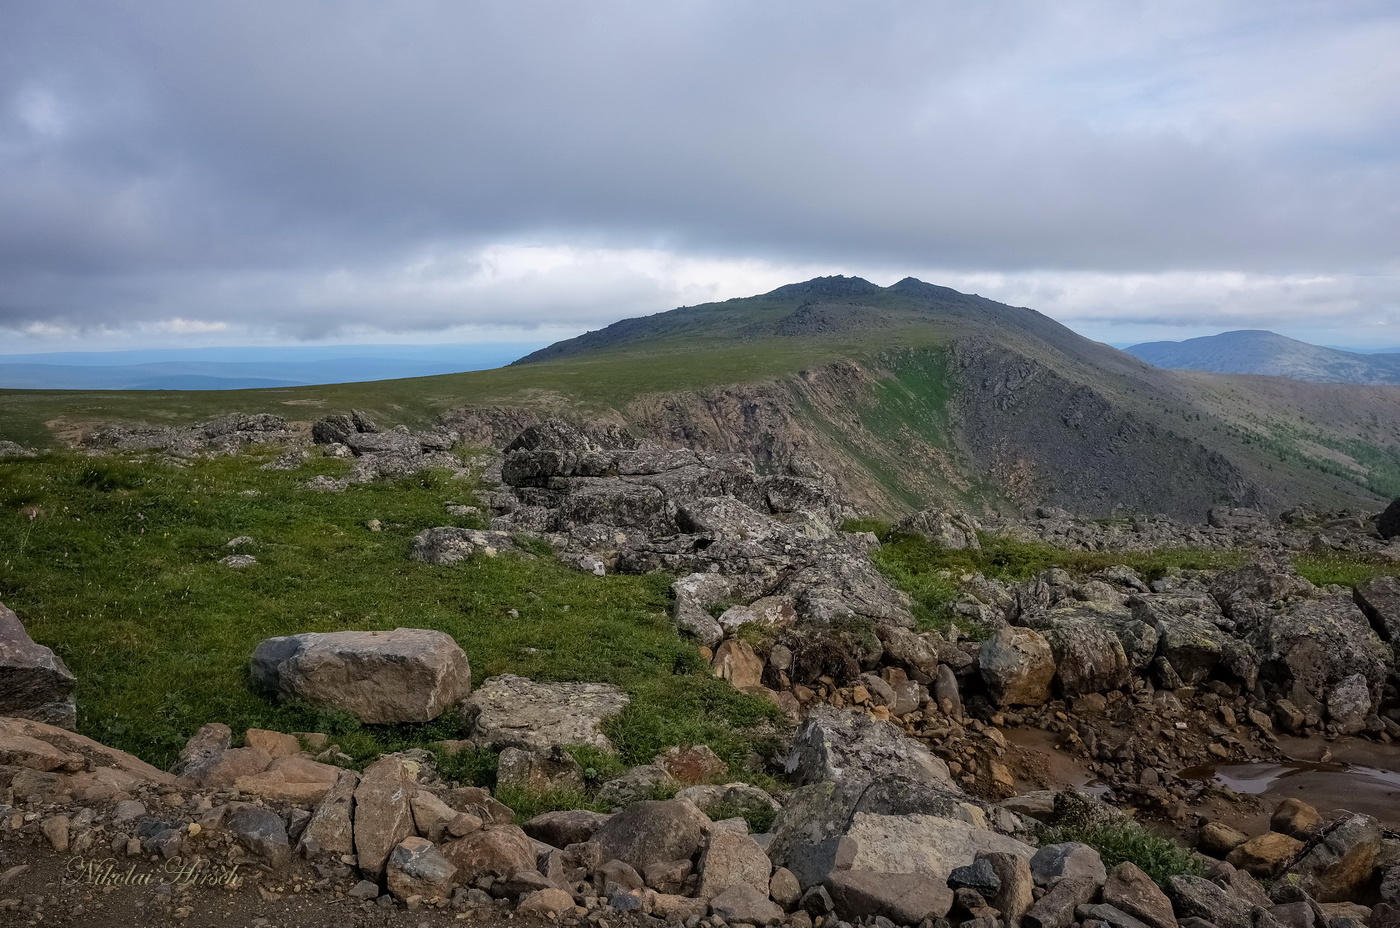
[3,1,1398,353]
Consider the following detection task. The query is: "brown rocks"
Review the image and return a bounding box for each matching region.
[1227,832,1304,878]
[524,809,611,848]
[244,728,300,758]
[1285,813,1383,903]
[656,744,728,785]
[386,836,457,902]
[495,745,585,793]
[826,870,954,924]
[698,830,772,900]
[299,768,359,856]
[593,799,711,871]
[1198,822,1249,857]
[709,884,784,926]
[1102,862,1175,928]
[1271,799,1322,839]
[409,791,460,843]
[353,756,417,880]
[517,888,576,918]
[980,626,1056,707]
[251,627,472,724]
[982,851,1034,925]
[233,755,340,803]
[712,639,765,689]
[1024,876,1100,928]
[440,825,536,884]
[0,600,77,729]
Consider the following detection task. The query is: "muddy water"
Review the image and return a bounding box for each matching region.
[1183,738,1400,830]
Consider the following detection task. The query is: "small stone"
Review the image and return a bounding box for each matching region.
[1271,799,1323,839]
[40,815,70,852]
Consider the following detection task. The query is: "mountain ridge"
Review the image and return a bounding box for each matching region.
[1127,329,1400,385]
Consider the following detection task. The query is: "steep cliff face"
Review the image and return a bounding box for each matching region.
[945,339,1263,520]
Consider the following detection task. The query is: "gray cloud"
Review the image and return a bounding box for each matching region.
[2,1,1398,346]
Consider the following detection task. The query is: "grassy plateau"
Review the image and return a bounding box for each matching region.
[0,447,782,787]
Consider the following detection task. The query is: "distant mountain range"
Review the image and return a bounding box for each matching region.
[0,343,547,390]
[1126,329,1400,385]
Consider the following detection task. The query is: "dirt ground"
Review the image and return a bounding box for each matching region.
[0,833,526,928]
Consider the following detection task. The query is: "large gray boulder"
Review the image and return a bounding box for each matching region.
[0,601,77,729]
[1354,576,1400,643]
[464,673,629,752]
[894,508,982,550]
[1249,595,1390,720]
[784,706,952,787]
[1024,602,1157,696]
[980,626,1055,707]
[250,628,471,724]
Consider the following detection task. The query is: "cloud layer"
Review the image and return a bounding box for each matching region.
[2,1,1398,349]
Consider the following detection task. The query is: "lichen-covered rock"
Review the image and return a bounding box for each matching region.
[464,673,628,752]
[698,829,772,900]
[410,527,525,564]
[784,705,952,787]
[894,508,982,550]
[251,628,471,724]
[1285,813,1383,903]
[980,626,1055,706]
[0,601,77,729]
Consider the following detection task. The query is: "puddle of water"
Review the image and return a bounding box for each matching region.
[1183,760,1400,829]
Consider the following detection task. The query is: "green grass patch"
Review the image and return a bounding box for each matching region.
[1037,819,1204,886]
[1294,552,1400,588]
[0,450,781,774]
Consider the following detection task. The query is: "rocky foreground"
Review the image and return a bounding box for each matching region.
[2,416,1400,927]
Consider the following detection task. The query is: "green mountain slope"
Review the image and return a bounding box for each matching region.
[4,276,1399,519]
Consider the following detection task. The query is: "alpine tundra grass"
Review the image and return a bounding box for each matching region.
[0,448,783,781]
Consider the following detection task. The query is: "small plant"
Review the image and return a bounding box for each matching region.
[432,743,500,788]
[565,745,627,786]
[494,785,608,823]
[704,800,778,834]
[1036,819,1203,886]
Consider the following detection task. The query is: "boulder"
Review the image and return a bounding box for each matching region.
[655,745,728,785]
[1326,673,1372,734]
[1285,813,1383,903]
[698,829,772,899]
[299,769,359,856]
[251,628,471,724]
[1250,595,1389,715]
[1025,603,1156,695]
[0,716,173,786]
[980,626,1056,707]
[410,526,524,564]
[1023,876,1099,928]
[387,836,457,902]
[1228,832,1304,879]
[226,803,290,867]
[1199,822,1250,857]
[353,756,417,880]
[1030,842,1107,887]
[593,799,711,871]
[894,508,982,550]
[709,884,784,926]
[712,639,765,689]
[1271,799,1322,839]
[0,601,77,729]
[524,809,610,849]
[671,574,734,647]
[595,764,678,807]
[841,811,1034,884]
[440,825,537,884]
[170,722,232,783]
[677,782,781,823]
[1379,499,1400,540]
[1168,875,1272,928]
[982,851,1034,925]
[233,755,341,803]
[1102,862,1175,928]
[464,673,628,752]
[1354,576,1400,642]
[1148,612,1227,685]
[517,888,576,918]
[825,870,954,923]
[409,791,460,843]
[495,746,585,793]
[783,705,952,787]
